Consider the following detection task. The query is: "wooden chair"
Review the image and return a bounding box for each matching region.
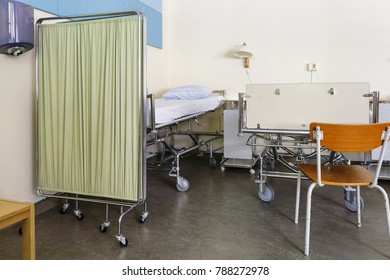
[295,122,390,256]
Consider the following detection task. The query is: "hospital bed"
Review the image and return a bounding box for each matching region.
[238,83,377,212]
[36,11,147,247]
[147,90,225,191]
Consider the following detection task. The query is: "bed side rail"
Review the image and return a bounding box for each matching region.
[212,89,226,98]
[148,89,226,131]
[147,93,156,132]
[238,92,247,136]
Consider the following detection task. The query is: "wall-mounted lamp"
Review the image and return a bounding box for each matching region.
[234,42,253,68]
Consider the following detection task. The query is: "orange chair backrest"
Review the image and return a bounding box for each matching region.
[310,122,390,153]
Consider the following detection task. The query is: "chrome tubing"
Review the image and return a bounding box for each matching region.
[238,92,246,137]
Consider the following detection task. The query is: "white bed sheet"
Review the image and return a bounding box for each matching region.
[154,95,225,124]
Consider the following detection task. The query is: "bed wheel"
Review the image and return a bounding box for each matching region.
[176,177,189,192]
[220,166,225,172]
[250,168,256,175]
[344,189,364,212]
[209,157,217,169]
[344,198,364,212]
[258,183,275,202]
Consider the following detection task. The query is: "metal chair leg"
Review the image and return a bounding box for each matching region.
[305,182,318,256]
[373,185,390,240]
[356,186,361,227]
[295,171,301,224]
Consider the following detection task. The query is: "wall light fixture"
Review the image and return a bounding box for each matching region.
[234,42,253,68]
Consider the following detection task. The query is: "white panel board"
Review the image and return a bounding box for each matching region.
[246,83,370,130]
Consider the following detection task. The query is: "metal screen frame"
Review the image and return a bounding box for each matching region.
[35,11,147,207]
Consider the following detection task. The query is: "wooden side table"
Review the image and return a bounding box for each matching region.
[0,199,35,260]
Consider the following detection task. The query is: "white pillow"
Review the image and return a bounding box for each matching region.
[162,85,213,100]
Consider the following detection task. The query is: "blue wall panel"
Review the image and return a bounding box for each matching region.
[17,0,58,14]
[139,0,161,13]
[18,0,162,48]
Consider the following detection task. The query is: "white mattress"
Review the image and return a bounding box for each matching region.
[154,95,224,124]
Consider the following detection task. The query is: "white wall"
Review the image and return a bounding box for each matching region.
[146,2,169,96]
[0,49,36,202]
[167,0,390,100]
[0,10,45,202]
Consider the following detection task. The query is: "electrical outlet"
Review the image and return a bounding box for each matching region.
[307,63,317,71]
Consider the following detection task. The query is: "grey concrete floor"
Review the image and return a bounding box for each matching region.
[1,154,390,260]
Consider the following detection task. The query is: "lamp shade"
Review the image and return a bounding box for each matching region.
[234,43,253,58]
[0,0,34,56]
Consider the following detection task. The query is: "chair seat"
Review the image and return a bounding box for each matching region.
[298,164,374,186]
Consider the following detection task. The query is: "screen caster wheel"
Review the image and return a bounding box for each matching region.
[74,210,84,220]
[99,222,110,233]
[117,235,128,247]
[138,212,149,224]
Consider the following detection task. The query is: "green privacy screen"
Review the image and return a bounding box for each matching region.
[37,15,145,202]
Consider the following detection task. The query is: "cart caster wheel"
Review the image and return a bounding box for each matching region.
[99,224,108,233]
[258,184,275,202]
[138,212,149,224]
[209,158,217,169]
[344,196,364,212]
[220,166,225,172]
[250,169,255,175]
[176,177,189,192]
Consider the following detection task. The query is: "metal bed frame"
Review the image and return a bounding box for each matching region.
[146,91,225,191]
[238,85,380,212]
[35,11,148,247]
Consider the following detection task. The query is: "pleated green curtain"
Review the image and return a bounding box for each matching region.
[37,17,142,201]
